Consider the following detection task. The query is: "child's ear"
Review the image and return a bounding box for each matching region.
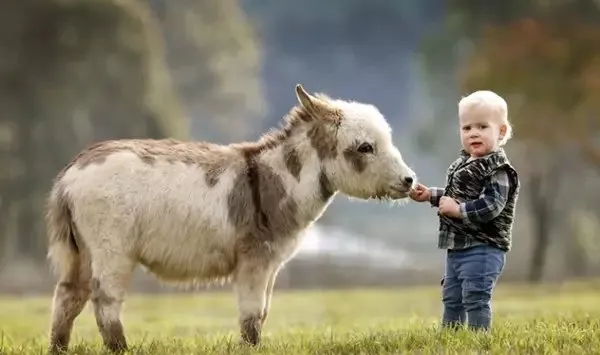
[499,124,507,139]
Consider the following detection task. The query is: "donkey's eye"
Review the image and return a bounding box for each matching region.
[357,142,373,154]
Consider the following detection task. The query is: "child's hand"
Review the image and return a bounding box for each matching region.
[409,183,430,202]
[439,196,461,218]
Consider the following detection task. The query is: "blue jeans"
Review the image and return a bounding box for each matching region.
[441,244,505,330]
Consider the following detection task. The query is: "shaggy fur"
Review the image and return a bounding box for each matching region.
[45,84,416,353]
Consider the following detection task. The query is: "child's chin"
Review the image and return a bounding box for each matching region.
[469,146,488,156]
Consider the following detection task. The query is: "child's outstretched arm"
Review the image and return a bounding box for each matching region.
[429,187,445,207]
[459,169,511,223]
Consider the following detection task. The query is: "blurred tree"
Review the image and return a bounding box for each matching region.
[420,0,600,282]
[414,18,467,163]
[0,0,185,264]
[146,0,266,143]
[461,17,600,157]
[567,210,600,277]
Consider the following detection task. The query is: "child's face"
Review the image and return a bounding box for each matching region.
[459,111,506,157]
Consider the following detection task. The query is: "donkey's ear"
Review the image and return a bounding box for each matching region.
[295,84,337,120]
[295,84,313,108]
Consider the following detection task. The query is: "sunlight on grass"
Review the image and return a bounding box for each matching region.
[1,280,600,354]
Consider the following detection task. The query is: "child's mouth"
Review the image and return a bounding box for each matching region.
[470,142,482,149]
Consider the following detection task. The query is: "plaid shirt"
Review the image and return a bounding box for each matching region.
[429,167,512,250]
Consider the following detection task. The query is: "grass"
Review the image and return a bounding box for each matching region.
[1,280,600,354]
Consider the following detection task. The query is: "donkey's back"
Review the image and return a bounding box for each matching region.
[51,139,247,282]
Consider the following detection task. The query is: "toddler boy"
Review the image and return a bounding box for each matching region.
[410,90,520,331]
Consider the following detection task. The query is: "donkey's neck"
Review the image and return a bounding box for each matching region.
[256,125,337,229]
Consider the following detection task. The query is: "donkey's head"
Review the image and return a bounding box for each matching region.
[295,84,416,201]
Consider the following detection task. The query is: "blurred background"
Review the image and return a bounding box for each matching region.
[1,0,599,295]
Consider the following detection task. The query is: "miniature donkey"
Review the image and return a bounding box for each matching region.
[45,84,417,353]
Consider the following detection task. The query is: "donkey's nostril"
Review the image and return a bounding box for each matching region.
[404,176,413,185]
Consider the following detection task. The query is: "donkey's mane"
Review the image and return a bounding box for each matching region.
[232,91,336,153]
[232,103,314,155]
[59,100,325,178]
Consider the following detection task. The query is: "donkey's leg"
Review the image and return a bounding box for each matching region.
[234,260,271,346]
[48,253,92,354]
[90,253,135,353]
[261,267,280,327]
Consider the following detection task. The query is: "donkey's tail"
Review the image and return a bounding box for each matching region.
[45,181,80,279]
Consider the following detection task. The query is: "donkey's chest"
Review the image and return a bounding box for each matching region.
[247,233,303,264]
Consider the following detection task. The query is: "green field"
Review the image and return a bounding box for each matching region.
[1,280,600,354]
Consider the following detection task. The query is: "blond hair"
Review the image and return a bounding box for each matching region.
[458,90,513,146]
